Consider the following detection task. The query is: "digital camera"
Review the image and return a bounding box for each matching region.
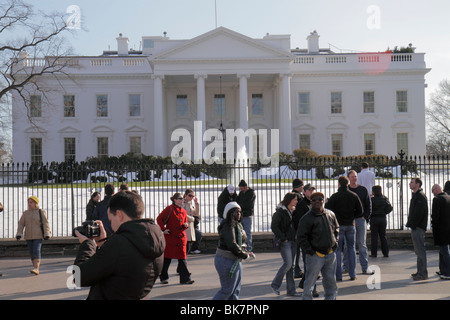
[72,220,101,238]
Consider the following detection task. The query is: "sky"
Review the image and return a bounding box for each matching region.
[32,0,450,102]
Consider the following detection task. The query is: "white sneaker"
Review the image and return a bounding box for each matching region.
[191,250,201,254]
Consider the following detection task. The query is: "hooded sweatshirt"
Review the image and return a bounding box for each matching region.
[74,219,165,300]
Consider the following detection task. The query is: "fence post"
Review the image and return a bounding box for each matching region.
[398,149,405,228]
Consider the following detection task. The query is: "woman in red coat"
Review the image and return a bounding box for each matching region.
[157,192,194,284]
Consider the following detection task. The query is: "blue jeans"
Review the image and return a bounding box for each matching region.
[439,245,450,277]
[26,239,43,260]
[242,216,252,252]
[303,252,337,300]
[337,225,356,279]
[271,240,297,295]
[213,254,242,300]
[411,228,428,277]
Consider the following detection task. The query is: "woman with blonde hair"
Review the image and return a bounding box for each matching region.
[16,196,51,275]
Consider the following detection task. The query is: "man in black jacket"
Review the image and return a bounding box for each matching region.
[431,184,450,280]
[406,177,429,280]
[74,191,165,299]
[236,180,256,257]
[298,192,339,300]
[325,176,363,281]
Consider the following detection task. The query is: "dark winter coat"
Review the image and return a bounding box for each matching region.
[297,208,339,256]
[370,194,393,217]
[431,192,450,245]
[325,187,363,226]
[406,188,428,230]
[236,188,256,218]
[74,219,165,300]
[217,188,237,219]
[271,205,296,242]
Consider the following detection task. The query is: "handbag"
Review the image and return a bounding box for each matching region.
[38,209,45,239]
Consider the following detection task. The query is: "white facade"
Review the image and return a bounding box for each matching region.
[12,27,430,163]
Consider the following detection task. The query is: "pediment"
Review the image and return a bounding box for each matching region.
[153,27,292,61]
[58,126,81,134]
[91,125,114,133]
[124,125,147,133]
[358,122,381,130]
[293,123,315,131]
[326,122,349,130]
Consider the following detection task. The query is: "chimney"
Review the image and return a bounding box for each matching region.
[307,30,320,54]
[117,33,129,55]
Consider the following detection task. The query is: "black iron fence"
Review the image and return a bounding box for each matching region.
[0,154,449,238]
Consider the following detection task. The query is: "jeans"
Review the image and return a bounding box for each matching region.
[26,239,43,260]
[271,240,297,295]
[439,245,450,277]
[303,252,337,300]
[213,254,242,300]
[411,228,428,277]
[242,216,252,252]
[370,216,389,257]
[355,217,369,271]
[337,225,356,279]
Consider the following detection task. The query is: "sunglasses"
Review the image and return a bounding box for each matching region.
[175,197,183,200]
[187,194,194,198]
[311,198,324,202]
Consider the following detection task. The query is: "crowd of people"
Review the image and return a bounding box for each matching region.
[1,170,449,300]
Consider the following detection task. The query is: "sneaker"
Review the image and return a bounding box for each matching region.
[350,277,357,281]
[160,279,169,284]
[287,292,302,297]
[191,250,201,254]
[180,280,195,285]
[271,287,280,296]
[440,275,450,280]
[412,275,428,281]
[363,269,375,275]
[248,252,256,260]
[312,290,319,298]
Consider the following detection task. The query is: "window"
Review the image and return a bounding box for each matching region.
[298,92,310,114]
[96,95,108,117]
[63,95,75,117]
[30,138,42,163]
[397,133,408,155]
[299,134,311,150]
[30,95,42,117]
[97,137,109,159]
[129,94,141,117]
[331,92,342,114]
[363,91,375,113]
[251,94,263,115]
[130,136,141,154]
[214,94,225,116]
[64,137,76,162]
[176,95,188,116]
[364,133,375,155]
[331,134,343,157]
[396,90,407,112]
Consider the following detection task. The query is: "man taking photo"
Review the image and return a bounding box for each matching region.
[74,191,165,299]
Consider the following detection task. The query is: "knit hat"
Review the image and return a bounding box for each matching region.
[223,201,241,220]
[28,196,39,205]
[304,183,315,191]
[238,180,247,187]
[227,184,235,194]
[292,178,304,189]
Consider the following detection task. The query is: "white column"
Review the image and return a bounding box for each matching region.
[152,74,165,156]
[279,73,292,154]
[237,73,250,131]
[194,73,207,163]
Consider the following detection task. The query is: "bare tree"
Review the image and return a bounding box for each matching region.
[426,79,450,156]
[0,0,75,124]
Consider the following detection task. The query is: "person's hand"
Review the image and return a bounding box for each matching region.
[44,236,50,240]
[92,220,107,242]
[74,230,88,244]
[16,235,21,241]
[163,229,171,235]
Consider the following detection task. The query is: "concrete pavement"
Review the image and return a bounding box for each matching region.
[0,250,448,300]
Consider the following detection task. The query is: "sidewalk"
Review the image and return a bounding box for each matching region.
[0,250,448,300]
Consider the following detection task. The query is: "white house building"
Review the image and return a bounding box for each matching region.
[12,27,430,163]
